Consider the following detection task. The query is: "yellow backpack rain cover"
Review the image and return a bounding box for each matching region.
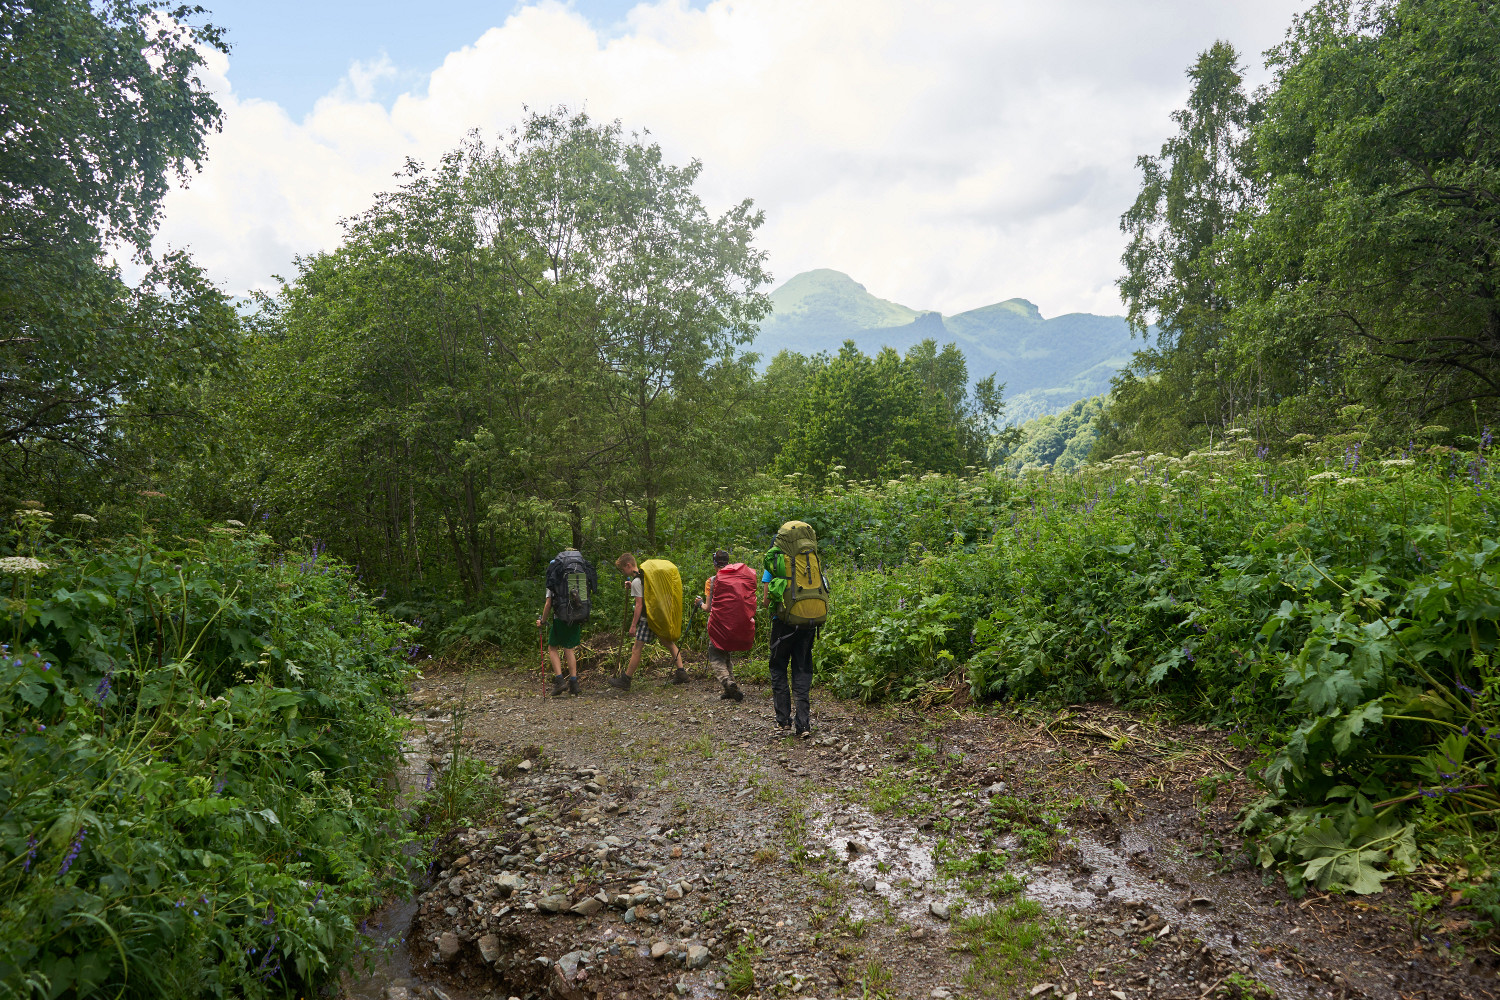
[639,559,683,642]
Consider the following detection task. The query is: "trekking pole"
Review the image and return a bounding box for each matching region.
[538,616,550,698]
[614,619,628,678]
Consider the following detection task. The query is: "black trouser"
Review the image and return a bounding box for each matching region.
[768,618,816,732]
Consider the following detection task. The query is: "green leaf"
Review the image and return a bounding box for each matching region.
[1332,701,1383,754]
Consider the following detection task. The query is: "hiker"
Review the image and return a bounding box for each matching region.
[693,549,754,702]
[535,547,597,697]
[609,552,687,691]
[762,521,830,738]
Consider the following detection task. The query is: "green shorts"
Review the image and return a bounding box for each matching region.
[548,619,583,649]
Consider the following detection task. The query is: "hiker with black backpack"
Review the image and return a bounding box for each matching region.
[536,548,598,697]
[762,521,830,738]
[693,549,754,702]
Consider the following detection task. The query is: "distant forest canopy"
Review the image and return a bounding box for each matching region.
[4,0,1499,602]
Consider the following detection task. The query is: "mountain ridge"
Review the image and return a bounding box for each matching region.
[752,269,1138,423]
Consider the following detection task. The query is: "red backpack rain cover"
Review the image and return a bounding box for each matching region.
[707,563,757,652]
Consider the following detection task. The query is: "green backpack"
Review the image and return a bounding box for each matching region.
[772,520,830,626]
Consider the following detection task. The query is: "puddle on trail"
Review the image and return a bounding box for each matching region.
[1030,821,1317,1000]
[809,800,954,925]
[811,800,1321,1000]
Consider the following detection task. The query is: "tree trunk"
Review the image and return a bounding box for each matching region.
[570,501,583,550]
[445,519,474,597]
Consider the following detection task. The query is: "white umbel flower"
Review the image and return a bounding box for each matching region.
[0,556,49,574]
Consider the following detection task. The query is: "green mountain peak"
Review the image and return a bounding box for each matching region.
[950,298,1043,325]
[765,269,919,334]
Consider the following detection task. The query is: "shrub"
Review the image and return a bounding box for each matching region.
[0,515,415,999]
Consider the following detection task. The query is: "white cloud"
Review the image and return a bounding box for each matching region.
[151,0,1307,316]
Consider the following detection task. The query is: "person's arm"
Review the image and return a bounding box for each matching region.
[632,590,644,629]
[536,593,552,628]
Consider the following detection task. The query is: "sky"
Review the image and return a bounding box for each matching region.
[150,0,1310,318]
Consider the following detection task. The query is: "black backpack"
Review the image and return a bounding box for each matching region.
[548,549,596,625]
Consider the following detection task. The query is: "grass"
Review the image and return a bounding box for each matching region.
[1217,971,1276,999]
[748,773,779,803]
[684,732,717,759]
[860,766,927,816]
[778,797,820,870]
[954,898,1062,997]
[724,934,762,996]
[856,959,894,998]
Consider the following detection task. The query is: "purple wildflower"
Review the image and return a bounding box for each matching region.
[58,827,85,876]
[22,836,36,873]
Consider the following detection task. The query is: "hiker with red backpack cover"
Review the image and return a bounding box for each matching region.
[693,549,754,702]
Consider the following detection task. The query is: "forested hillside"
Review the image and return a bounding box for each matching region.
[6,0,1500,996]
[995,395,1106,473]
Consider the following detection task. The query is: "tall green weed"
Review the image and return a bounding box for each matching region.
[0,513,415,998]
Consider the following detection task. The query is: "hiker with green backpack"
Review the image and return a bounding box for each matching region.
[762,521,830,738]
[536,548,598,697]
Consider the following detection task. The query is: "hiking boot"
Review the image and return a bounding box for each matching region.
[797,728,813,740]
[607,673,632,692]
[568,675,579,696]
[551,674,567,697]
[720,680,743,702]
[671,667,690,685]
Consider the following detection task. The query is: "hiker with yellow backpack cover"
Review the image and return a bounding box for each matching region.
[608,552,687,692]
[762,520,830,738]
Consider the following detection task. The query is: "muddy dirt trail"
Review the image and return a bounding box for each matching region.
[342,654,1500,1000]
